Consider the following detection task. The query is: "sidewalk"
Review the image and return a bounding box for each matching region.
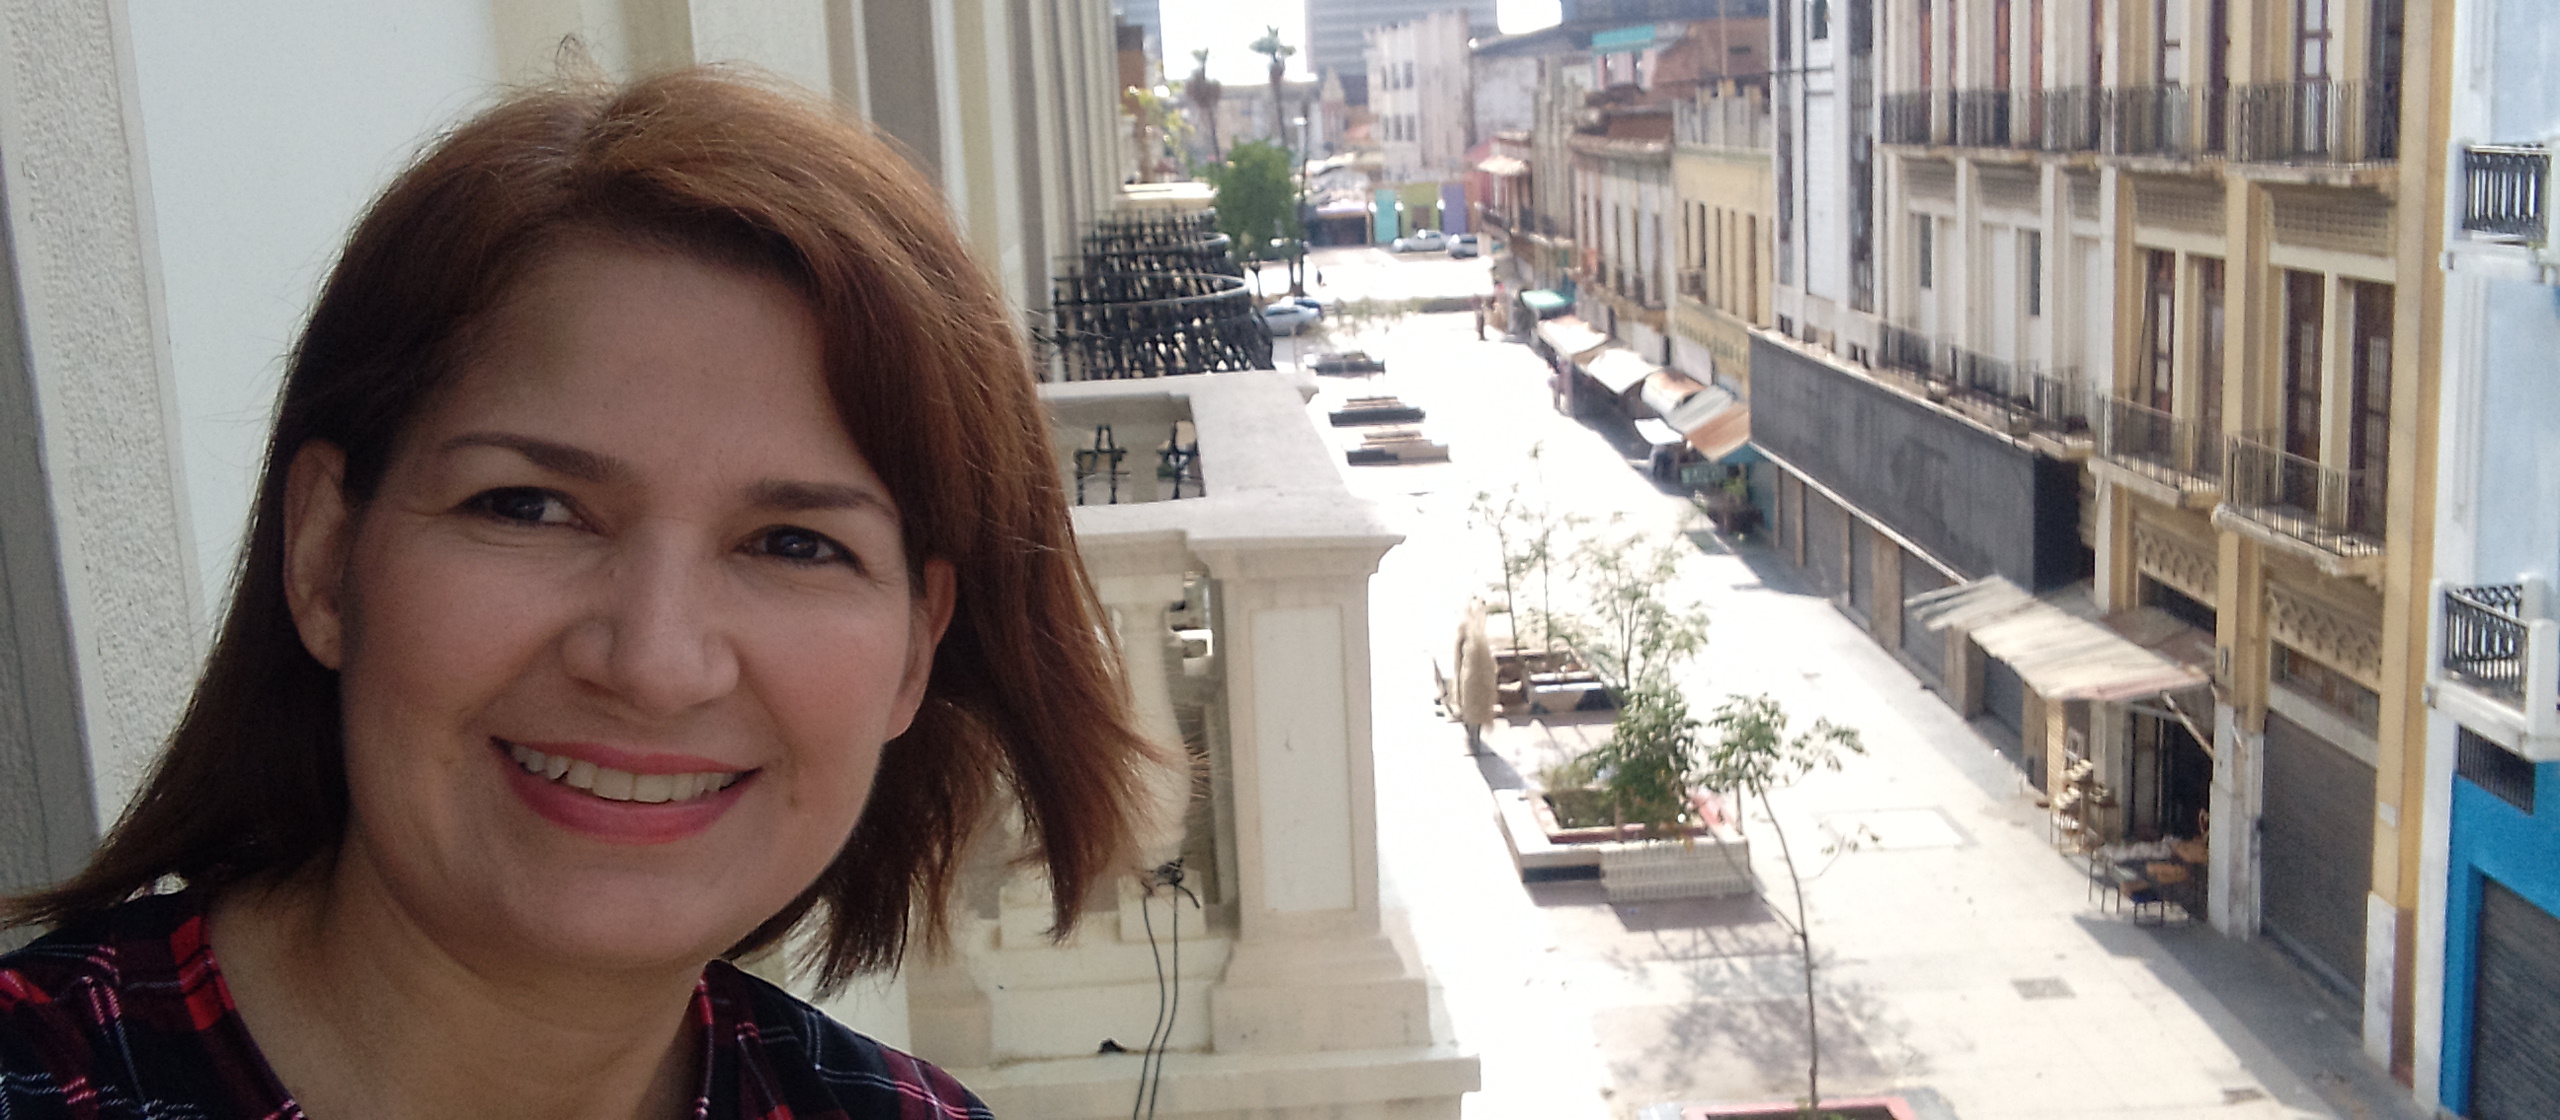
[1334,316,2431,1120]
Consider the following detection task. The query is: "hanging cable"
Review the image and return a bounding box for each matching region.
[1129,859,1198,1120]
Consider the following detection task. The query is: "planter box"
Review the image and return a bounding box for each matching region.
[1600,836,1755,902]
[1681,1097,1917,1120]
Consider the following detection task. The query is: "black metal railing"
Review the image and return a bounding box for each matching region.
[2104,84,2225,157]
[1881,91,1932,145]
[2099,397,2223,488]
[1871,326,2087,435]
[2461,144,2550,242]
[2223,432,2384,554]
[1049,270,1272,380]
[1878,322,1936,375]
[2027,87,2103,152]
[2228,79,2399,164]
[2444,584,2529,705]
[1954,89,2013,148]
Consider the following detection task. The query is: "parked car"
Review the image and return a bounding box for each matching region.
[1259,301,1322,335]
[1447,233,1482,259]
[1291,295,1330,317]
[1390,229,1448,253]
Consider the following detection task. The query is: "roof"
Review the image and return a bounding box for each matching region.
[1684,399,1753,460]
[1640,369,1710,419]
[1635,417,1685,448]
[1535,315,1611,360]
[1476,154,1530,176]
[1905,578,2210,702]
[1581,346,1659,396]
[1520,288,1573,315]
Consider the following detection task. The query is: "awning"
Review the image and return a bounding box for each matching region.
[1640,369,1710,419]
[1635,417,1684,448]
[1679,392,1753,460]
[1535,315,1609,359]
[1520,289,1573,318]
[1906,577,2209,702]
[1581,346,1658,396]
[1476,155,1530,176]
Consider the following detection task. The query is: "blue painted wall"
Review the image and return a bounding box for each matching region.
[1373,188,1399,244]
[2438,760,2560,1112]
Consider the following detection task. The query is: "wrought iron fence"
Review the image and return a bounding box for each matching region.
[1877,322,1938,379]
[2444,584,2528,705]
[2228,79,2399,164]
[1049,270,1272,380]
[2104,84,2223,157]
[2460,144,2550,242]
[2027,87,2102,152]
[1870,325,2087,435]
[2099,397,2222,486]
[2223,431,2384,553]
[1881,92,1932,146]
[1954,89,2012,148]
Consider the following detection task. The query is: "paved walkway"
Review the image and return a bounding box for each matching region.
[1326,311,2432,1120]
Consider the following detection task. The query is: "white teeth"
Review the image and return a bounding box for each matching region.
[503,741,742,805]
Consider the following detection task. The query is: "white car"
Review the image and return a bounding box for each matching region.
[1390,229,1448,253]
[1259,301,1321,335]
[1447,233,1482,259]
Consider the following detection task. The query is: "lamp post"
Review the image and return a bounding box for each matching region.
[1290,114,1310,297]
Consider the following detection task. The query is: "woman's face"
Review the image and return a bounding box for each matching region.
[282,241,954,971]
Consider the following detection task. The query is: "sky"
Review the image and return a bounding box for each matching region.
[1154,0,1563,85]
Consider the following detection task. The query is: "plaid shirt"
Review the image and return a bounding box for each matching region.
[0,890,990,1120]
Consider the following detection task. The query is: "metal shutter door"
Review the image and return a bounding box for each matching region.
[1899,555,1949,681]
[2259,712,2375,995]
[1847,519,1874,620]
[2472,879,2560,1120]
[1804,490,1843,598]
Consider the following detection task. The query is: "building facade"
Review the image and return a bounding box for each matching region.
[1367,12,1478,183]
[1672,84,1775,389]
[1756,0,2452,1098]
[1307,0,1499,98]
[2418,0,2560,1113]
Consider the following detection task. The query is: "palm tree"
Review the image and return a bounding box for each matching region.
[1184,48,1223,161]
[1247,27,1296,143]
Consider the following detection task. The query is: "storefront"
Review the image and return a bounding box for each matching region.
[2438,731,2560,1119]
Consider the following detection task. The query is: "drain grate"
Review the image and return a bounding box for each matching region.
[2011,977,2075,1000]
[2220,1087,2268,1104]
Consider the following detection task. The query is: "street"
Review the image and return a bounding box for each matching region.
[1286,248,2431,1120]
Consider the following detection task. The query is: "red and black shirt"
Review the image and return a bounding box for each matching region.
[0,890,990,1119]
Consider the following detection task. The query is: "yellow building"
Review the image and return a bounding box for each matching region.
[1670,83,1776,392]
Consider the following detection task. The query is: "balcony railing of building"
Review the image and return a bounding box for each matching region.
[2459,144,2549,243]
[2222,431,2383,556]
[1872,323,2089,437]
[1675,89,1772,150]
[1048,209,1274,381]
[2445,583,2529,705]
[2098,396,2223,491]
[1880,79,2392,165]
[2228,79,2398,164]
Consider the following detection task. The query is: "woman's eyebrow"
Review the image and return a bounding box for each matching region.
[440,432,625,482]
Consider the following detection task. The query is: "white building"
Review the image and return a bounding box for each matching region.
[1365,11,1475,183]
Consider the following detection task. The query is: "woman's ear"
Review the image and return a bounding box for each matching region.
[888,558,958,737]
[281,442,355,670]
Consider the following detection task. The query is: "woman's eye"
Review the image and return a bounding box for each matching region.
[465,488,574,526]
[754,526,852,567]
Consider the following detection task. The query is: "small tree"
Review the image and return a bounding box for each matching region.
[1464,443,1582,656]
[1547,522,1710,693]
[1207,141,1300,287]
[1701,694,1866,1120]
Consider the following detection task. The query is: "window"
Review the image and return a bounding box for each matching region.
[2196,257,2225,441]
[1918,0,1932,90]
[2458,727,2537,813]
[2024,231,2043,316]
[2349,281,2393,529]
[2143,250,2176,412]
[2141,577,2217,632]
[1810,0,1830,40]
[2159,0,2188,84]
[2281,270,2324,462]
[1916,215,1934,288]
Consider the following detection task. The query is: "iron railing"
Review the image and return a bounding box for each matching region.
[2104,84,2225,157]
[1871,326,2088,435]
[1049,270,1272,380]
[1881,91,1932,145]
[2222,431,2384,555]
[2099,397,2223,488]
[2027,87,2103,152]
[2228,79,2399,164]
[2443,584,2528,705]
[2460,144,2550,242]
[1953,89,2012,148]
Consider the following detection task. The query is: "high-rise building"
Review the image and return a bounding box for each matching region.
[1305,0,1497,98]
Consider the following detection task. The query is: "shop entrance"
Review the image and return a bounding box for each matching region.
[2129,712,2212,841]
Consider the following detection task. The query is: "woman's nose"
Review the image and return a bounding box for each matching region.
[559,530,740,717]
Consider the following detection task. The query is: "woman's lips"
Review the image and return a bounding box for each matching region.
[494,737,754,844]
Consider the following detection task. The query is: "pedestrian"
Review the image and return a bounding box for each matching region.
[1455,601,1499,755]
[1473,295,1485,340]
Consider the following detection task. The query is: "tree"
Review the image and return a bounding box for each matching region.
[1184,49,1222,160]
[1247,27,1296,143]
[1206,140,1299,271]
[1546,521,1711,696]
[1701,694,1866,1120]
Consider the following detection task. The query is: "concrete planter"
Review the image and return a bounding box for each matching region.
[1677,1098,1917,1120]
[1491,787,1755,899]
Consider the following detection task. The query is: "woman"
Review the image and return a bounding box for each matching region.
[0,68,1159,1118]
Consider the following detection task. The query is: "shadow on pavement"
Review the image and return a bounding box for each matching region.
[1469,747,1525,791]
[2071,915,2429,1120]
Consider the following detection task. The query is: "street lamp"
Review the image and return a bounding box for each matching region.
[1290,114,1311,297]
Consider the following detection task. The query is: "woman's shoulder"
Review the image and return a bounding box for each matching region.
[1,891,282,1118]
[703,960,991,1120]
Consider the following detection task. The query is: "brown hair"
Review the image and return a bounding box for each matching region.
[6,68,1160,990]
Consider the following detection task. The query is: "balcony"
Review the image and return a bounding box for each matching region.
[2103,84,2225,158]
[1953,89,2012,148]
[2095,396,2221,507]
[1880,91,1932,146]
[2458,144,2549,244]
[1873,323,2090,441]
[2227,78,2398,165]
[2214,431,2383,572]
[2435,580,2560,757]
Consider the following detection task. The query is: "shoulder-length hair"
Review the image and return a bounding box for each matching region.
[7,67,1159,990]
